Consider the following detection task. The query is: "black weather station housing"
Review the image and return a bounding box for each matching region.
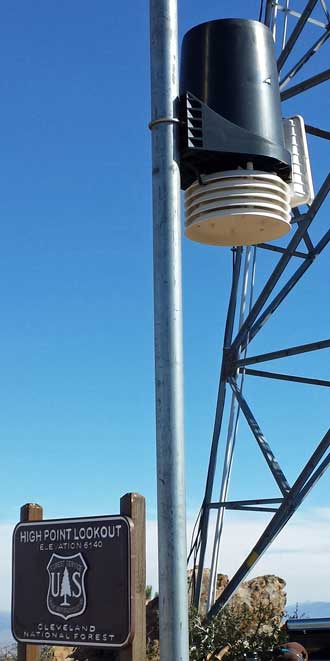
[179,19,293,246]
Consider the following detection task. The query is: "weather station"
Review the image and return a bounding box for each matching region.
[180,19,314,247]
[149,1,330,660]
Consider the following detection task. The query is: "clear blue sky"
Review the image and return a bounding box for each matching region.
[0,0,329,607]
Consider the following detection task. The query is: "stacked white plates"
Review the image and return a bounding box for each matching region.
[184,170,291,246]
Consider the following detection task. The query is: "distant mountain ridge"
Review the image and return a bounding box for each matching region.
[0,612,14,645]
[286,602,330,619]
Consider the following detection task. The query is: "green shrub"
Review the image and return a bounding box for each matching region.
[189,601,287,661]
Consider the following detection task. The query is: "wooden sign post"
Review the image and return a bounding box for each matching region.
[120,493,146,661]
[17,503,43,661]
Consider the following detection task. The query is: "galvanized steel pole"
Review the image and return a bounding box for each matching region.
[149,1,189,660]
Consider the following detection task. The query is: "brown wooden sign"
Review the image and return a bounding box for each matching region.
[12,516,134,648]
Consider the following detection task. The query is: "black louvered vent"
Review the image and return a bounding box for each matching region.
[186,93,203,149]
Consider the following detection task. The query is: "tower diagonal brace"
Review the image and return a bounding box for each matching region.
[205,427,330,622]
[228,377,290,494]
[244,227,330,349]
[231,174,330,355]
[281,69,330,101]
[280,28,330,91]
[277,0,319,72]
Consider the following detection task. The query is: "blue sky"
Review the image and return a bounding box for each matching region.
[0,0,329,610]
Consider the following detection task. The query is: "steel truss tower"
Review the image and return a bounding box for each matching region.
[191,0,330,619]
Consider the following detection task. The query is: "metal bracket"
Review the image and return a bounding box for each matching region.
[148,116,180,130]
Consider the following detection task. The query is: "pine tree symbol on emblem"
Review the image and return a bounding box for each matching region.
[60,566,72,606]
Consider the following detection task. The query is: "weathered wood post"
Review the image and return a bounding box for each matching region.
[17,503,43,661]
[119,493,146,661]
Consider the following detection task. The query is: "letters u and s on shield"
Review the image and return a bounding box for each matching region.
[47,553,88,620]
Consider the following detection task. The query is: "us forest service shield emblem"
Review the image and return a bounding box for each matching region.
[47,553,88,620]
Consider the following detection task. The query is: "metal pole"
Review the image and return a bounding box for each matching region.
[149,2,189,660]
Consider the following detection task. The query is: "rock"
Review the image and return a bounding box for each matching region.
[48,648,75,661]
[188,568,229,613]
[188,569,286,623]
[234,575,286,619]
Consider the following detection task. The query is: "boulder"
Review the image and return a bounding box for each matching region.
[188,569,286,624]
[48,648,75,661]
